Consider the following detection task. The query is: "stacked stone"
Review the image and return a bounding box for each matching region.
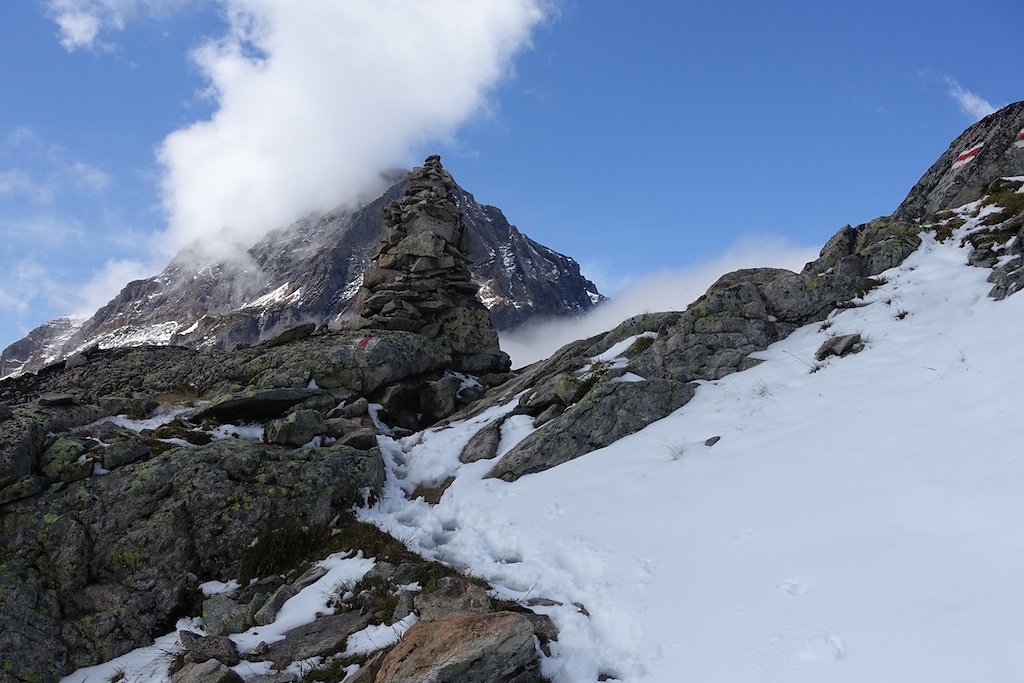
[358,155,510,373]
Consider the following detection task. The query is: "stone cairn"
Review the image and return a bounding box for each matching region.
[357,155,511,374]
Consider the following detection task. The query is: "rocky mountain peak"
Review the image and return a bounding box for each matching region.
[894,100,1024,221]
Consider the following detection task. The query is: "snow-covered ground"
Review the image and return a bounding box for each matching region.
[365,225,1024,681]
[62,201,1024,682]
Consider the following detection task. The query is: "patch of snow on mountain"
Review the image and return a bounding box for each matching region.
[364,226,1024,681]
[340,273,364,301]
[241,283,302,309]
[94,321,181,350]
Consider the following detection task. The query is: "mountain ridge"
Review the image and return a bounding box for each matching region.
[0,168,603,379]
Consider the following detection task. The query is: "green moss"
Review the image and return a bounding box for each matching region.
[238,516,329,584]
[43,513,59,525]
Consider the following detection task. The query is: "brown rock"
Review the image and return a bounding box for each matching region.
[375,612,542,683]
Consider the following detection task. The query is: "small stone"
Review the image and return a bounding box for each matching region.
[705,436,721,447]
[814,333,864,361]
[253,584,298,626]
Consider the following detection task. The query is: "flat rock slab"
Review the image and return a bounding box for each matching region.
[260,610,373,665]
[192,388,324,422]
[179,630,241,666]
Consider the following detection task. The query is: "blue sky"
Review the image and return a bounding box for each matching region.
[0,0,1021,352]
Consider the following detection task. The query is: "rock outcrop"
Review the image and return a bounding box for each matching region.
[894,100,1024,221]
[356,156,511,374]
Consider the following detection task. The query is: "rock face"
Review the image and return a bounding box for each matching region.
[894,100,1024,221]
[1,161,602,379]
[0,440,383,682]
[357,156,511,374]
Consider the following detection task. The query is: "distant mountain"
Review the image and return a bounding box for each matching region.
[0,166,603,378]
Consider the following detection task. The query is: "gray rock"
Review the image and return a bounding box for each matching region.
[203,594,251,636]
[0,409,48,488]
[414,576,491,621]
[419,375,461,422]
[532,404,562,427]
[193,388,323,423]
[489,379,695,481]
[324,416,362,438]
[346,651,386,683]
[341,397,369,418]
[0,474,48,504]
[0,403,12,422]
[90,421,151,469]
[292,565,328,592]
[263,322,317,347]
[815,334,864,361]
[179,630,241,666]
[259,611,374,666]
[170,659,243,683]
[338,428,379,451]
[39,392,77,406]
[65,351,88,369]
[253,584,298,626]
[375,612,542,683]
[705,436,721,447]
[0,440,383,682]
[40,436,93,483]
[968,248,999,268]
[264,410,326,447]
[459,419,503,464]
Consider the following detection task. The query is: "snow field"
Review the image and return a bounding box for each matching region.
[365,227,1024,681]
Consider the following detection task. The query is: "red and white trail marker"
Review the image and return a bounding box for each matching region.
[1014,128,1024,149]
[952,143,983,169]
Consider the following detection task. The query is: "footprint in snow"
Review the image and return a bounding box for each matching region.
[778,580,805,596]
[799,632,847,662]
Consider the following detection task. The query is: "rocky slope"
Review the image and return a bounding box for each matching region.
[0,103,1022,683]
[0,162,602,379]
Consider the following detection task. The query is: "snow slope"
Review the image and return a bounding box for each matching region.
[364,223,1024,681]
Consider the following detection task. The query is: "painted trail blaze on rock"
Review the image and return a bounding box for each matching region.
[1015,128,1024,148]
[952,143,984,168]
[358,336,373,350]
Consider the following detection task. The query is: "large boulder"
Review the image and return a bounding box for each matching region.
[0,440,384,682]
[489,378,695,481]
[376,611,544,683]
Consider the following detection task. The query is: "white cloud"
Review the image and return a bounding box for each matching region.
[46,0,193,51]
[156,0,548,259]
[944,78,996,121]
[70,161,111,191]
[0,169,55,203]
[499,237,820,368]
